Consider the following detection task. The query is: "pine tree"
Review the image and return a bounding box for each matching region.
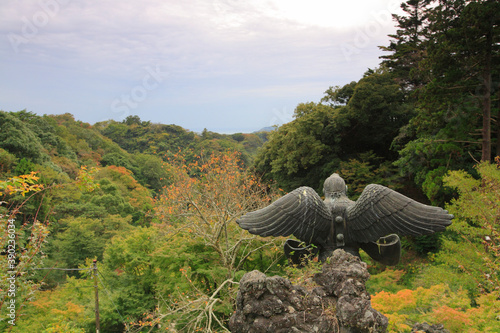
[380,0,432,92]
[423,0,500,161]
[382,0,500,202]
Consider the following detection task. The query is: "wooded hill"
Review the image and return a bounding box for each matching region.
[0,111,268,193]
[1,0,499,332]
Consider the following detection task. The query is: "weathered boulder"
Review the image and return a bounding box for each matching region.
[229,249,388,333]
[411,322,450,333]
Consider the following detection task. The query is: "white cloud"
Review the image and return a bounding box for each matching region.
[0,0,401,132]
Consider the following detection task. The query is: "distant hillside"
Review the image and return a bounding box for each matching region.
[94,115,266,165]
[0,111,266,193]
[254,126,275,133]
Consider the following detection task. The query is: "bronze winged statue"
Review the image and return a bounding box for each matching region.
[237,173,453,266]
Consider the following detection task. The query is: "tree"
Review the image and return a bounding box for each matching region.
[0,148,18,174]
[343,69,411,159]
[254,102,339,191]
[92,165,153,224]
[0,111,48,164]
[380,0,431,91]
[156,150,282,277]
[321,81,357,108]
[101,227,159,331]
[382,0,500,203]
[50,216,133,272]
[10,276,91,333]
[423,0,500,161]
[150,150,284,331]
[123,115,142,126]
[254,70,410,192]
[132,153,172,193]
[0,173,48,330]
[100,152,133,170]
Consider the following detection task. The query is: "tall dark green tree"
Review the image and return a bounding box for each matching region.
[342,69,412,159]
[254,69,410,192]
[382,0,500,203]
[321,81,357,108]
[423,0,500,161]
[254,102,338,190]
[380,0,432,91]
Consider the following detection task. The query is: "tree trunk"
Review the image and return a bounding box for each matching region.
[481,71,491,161]
[481,30,492,162]
[497,87,500,157]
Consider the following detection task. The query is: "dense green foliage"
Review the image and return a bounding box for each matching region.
[370,160,500,332]
[94,116,266,169]
[0,1,499,332]
[254,69,412,193]
[0,111,270,332]
[382,0,500,204]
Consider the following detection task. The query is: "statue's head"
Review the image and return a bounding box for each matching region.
[323,173,347,198]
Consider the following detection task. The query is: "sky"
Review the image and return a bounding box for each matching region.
[1,0,404,134]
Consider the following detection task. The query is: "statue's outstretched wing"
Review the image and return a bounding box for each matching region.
[237,186,332,246]
[346,184,453,243]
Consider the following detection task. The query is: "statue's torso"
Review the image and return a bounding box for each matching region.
[320,195,360,260]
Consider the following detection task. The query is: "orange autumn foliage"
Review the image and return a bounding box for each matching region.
[372,288,416,313]
[149,150,284,332]
[372,284,500,332]
[0,171,44,197]
[432,305,471,332]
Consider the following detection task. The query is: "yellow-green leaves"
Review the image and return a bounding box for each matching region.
[0,171,43,197]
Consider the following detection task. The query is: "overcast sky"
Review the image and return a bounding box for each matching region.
[1,0,403,133]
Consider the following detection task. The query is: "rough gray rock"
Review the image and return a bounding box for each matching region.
[411,322,450,333]
[229,249,388,333]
